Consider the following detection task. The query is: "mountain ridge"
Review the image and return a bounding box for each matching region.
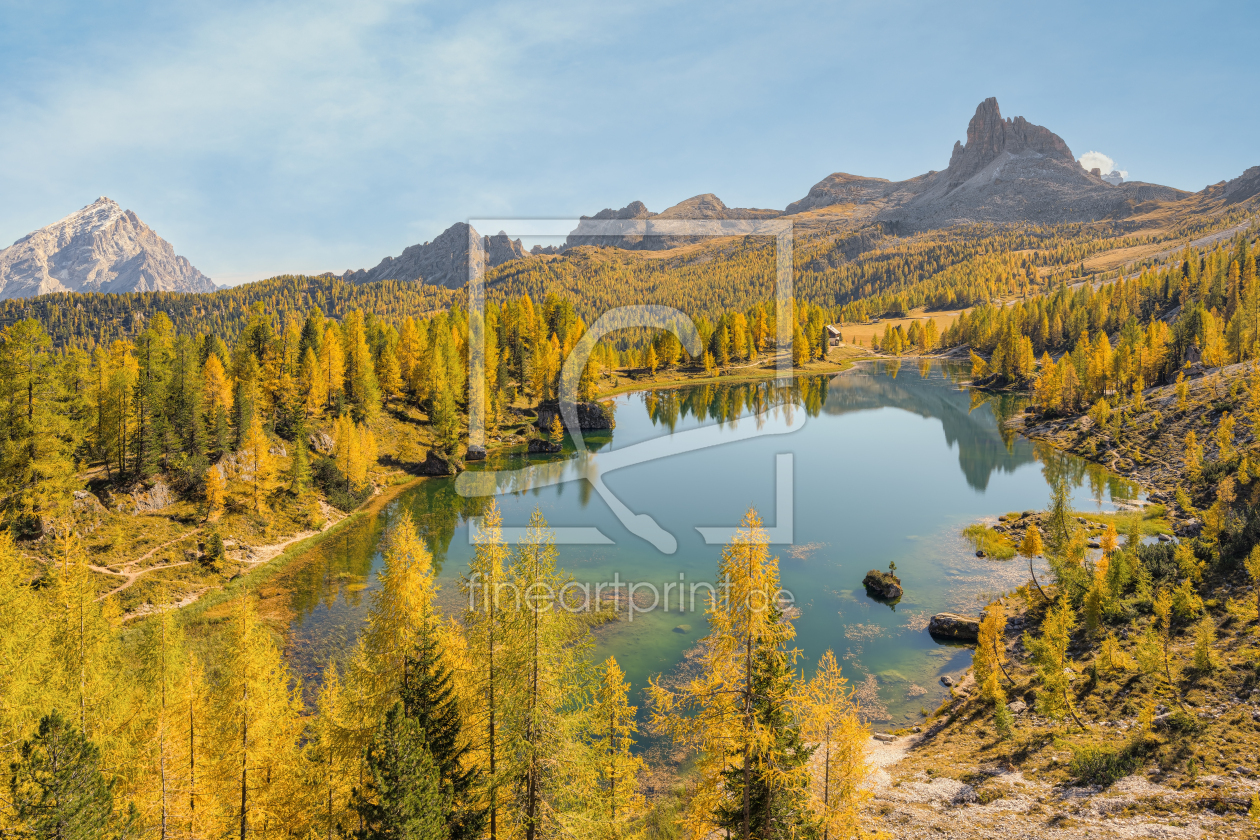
[344,97,1242,286]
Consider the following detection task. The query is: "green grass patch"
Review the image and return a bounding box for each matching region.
[1078,504,1170,537]
[169,476,424,631]
[1068,740,1146,787]
[962,523,1016,560]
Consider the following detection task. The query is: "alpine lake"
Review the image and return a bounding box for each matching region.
[272,360,1139,729]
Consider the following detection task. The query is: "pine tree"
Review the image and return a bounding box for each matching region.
[716,641,814,840]
[349,704,450,840]
[399,618,486,840]
[289,436,312,496]
[430,385,461,460]
[0,318,78,530]
[8,709,136,840]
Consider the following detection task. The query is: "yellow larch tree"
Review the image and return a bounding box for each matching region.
[0,530,54,786]
[49,531,130,750]
[320,323,346,410]
[204,465,226,521]
[306,661,358,838]
[134,598,190,838]
[299,344,326,418]
[202,351,233,418]
[208,595,306,839]
[397,316,421,388]
[238,410,275,513]
[796,650,870,840]
[502,508,590,840]
[456,502,512,840]
[326,508,446,829]
[649,508,801,840]
[973,600,1010,707]
[565,655,645,839]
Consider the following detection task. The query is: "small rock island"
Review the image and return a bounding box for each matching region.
[862,567,903,600]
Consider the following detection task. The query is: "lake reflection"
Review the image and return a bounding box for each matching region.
[278,361,1137,726]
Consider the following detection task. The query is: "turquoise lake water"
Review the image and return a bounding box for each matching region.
[278,360,1137,725]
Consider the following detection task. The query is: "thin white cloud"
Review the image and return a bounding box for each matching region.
[1078,150,1127,182]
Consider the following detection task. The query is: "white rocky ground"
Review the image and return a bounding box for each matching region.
[863,731,1258,839]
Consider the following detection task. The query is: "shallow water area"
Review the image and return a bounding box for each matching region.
[277,360,1139,728]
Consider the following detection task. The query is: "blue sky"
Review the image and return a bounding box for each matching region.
[1,0,1257,285]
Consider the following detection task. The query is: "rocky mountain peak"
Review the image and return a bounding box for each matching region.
[586,200,654,222]
[944,97,1076,190]
[0,198,214,299]
[343,221,529,289]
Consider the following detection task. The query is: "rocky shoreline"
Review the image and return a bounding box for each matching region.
[1006,361,1254,537]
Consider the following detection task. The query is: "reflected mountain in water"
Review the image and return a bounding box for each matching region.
[824,361,1033,491]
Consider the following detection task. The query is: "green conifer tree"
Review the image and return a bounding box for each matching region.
[8,709,138,840]
[350,704,450,840]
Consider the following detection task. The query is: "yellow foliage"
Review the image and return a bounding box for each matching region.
[238,411,274,513]
[796,650,870,840]
[204,465,226,520]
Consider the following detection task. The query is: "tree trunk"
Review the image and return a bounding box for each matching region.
[189,701,196,838]
[239,683,248,840]
[822,732,831,840]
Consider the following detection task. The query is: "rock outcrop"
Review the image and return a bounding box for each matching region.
[344,222,529,289]
[0,197,215,299]
[527,438,563,454]
[928,613,981,641]
[307,429,336,456]
[535,400,616,432]
[115,481,175,515]
[417,448,464,476]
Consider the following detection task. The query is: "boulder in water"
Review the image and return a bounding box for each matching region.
[928,612,980,641]
[417,449,464,476]
[535,400,616,431]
